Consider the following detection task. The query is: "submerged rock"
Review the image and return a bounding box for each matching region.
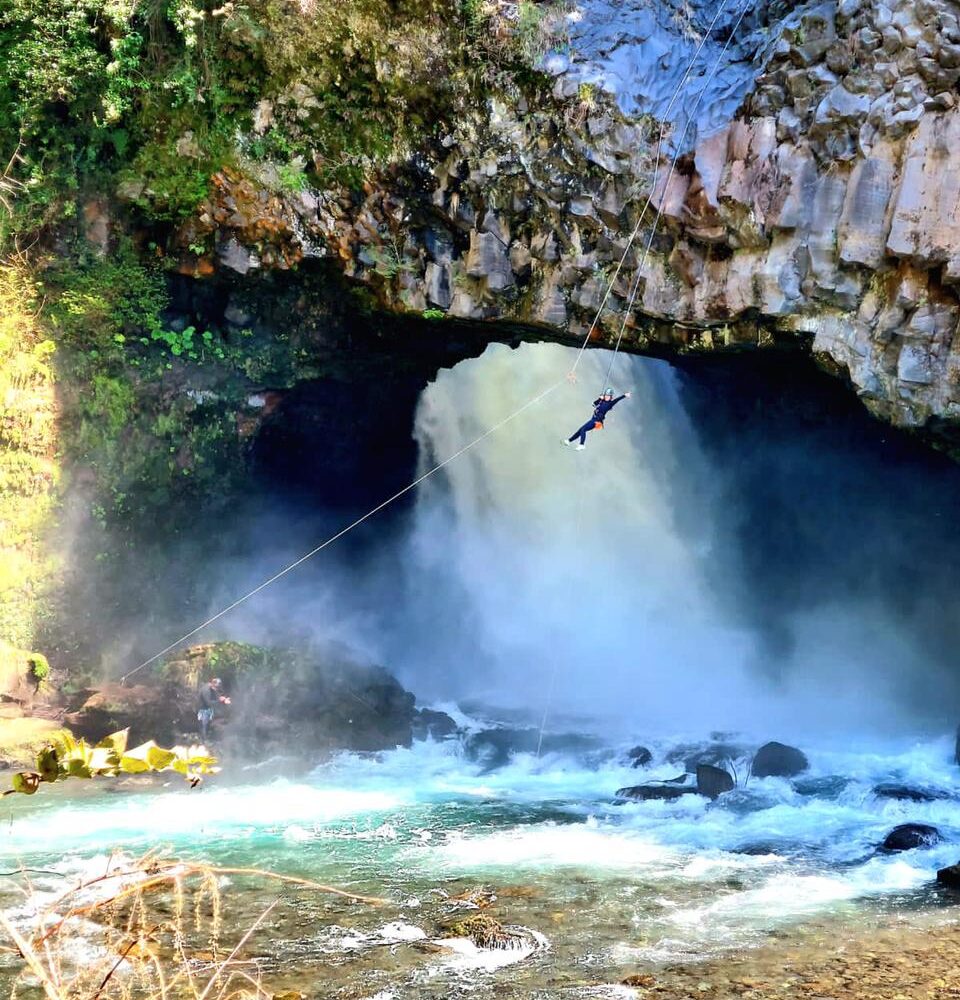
[615,774,696,802]
[438,913,531,951]
[696,763,735,800]
[793,775,851,797]
[873,783,950,802]
[880,823,942,852]
[751,742,810,778]
[465,728,601,770]
[733,841,789,856]
[937,864,960,889]
[412,709,459,741]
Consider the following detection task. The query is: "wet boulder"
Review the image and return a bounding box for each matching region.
[465,728,600,770]
[667,740,747,773]
[412,709,459,742]
[628,745,653,768]
[615,774,696,802]
[696,764,735,800]
[880,823,942,852]
[873,784,949,803]
[65,683,192,746]
[937,864,960,890]
[751,741,809,778]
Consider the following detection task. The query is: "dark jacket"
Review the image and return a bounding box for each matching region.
[198,684,222,711]
[592,394,626,422]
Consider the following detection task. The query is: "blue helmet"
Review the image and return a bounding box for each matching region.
[604,386,615,396]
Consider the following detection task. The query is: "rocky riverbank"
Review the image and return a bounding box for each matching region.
[623,907,960,998]
[0,640,449,766]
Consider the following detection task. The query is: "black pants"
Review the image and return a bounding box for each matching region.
[569,420,600,445]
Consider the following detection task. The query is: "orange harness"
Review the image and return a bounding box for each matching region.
[594,421,604,430]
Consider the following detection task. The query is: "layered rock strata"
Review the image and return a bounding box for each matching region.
[176,0,960,431]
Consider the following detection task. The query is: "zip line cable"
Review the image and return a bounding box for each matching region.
[536,8,750,742]
[567,0,732,381]
[121,380,564,683]
[122,8,745,683]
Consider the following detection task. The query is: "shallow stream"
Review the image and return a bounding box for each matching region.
[3,725,960,998]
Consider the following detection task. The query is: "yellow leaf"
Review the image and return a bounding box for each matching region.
[95,729,129,756]
[10,772,40,795]
[118,755,150,774]
[146,746,176,770]
[124,740,158,761]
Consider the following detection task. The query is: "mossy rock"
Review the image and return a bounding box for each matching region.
[0,642,49,702]
[159,642,280,689]
[439,914,520,950]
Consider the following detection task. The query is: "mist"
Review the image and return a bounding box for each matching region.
[375,342,960,740]
[85,340,960,744]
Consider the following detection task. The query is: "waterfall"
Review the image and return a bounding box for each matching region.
[387,342,758,736]
[377,341,954,739]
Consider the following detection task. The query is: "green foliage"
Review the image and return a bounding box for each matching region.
[366,239,416,280]
[149,324,224,361]
[44,239,230,368]
[44,240,168,365]
[0,0,145,239]
[422,308,446,320]
[461,0,488,39]
[27,652,49,683]
[1,0,465,241]
[577,82,598,107]
[0,261,59,650]
[516,1,548,61]
[5,728,219,795]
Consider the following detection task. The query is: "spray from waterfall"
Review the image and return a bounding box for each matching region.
[380,343,956,740]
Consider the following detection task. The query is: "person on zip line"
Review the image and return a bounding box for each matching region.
[563,388,631,450]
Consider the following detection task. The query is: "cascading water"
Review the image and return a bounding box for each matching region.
[389,341,756,732]
[383,342,953,739]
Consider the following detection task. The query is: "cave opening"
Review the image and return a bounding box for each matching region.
[66,268,960,720]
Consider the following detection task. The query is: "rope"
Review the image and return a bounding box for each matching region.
[601,0,754,389]
[121,379,565,683]
[567,0,733,381]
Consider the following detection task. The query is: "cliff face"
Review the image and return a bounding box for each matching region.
[185,0,960,433]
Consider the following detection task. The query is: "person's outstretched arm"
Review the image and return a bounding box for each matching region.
[608,392,631,409]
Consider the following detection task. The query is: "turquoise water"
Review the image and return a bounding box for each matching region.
[3,730,960,997]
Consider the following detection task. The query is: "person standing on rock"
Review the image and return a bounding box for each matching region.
[563,388,631,450]
[197,677,230,741]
